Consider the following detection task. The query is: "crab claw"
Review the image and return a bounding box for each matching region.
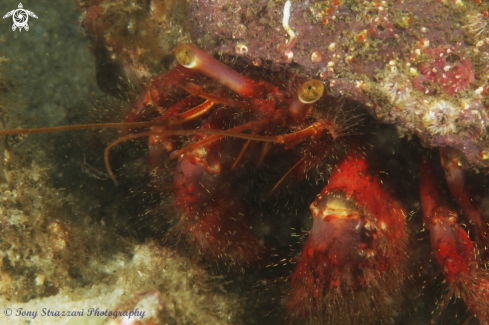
[170,112,266,268]
[287,149,409,324]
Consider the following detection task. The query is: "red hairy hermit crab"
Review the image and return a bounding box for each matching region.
[2,43,489,325]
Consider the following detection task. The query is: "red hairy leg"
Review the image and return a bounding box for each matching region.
[287,148,409,324]
[170,112,266,267]
[172,151,265,267]
[419,154,489,324]
[439,147,489,247]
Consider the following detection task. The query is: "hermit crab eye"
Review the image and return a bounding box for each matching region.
[175,44,196,67]
[174,43,255,98]
[298,80,324,104]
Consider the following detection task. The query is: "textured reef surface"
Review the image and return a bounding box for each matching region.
[188,0,489,167]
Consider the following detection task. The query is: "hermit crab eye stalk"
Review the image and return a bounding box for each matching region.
[289,80,325,121]
[175,46,195,67]
[298,80,324,104]
[175,43,255,98]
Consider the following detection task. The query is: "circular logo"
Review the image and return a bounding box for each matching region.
[14,9,27,25]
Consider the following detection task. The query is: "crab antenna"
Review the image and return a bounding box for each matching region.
[0,120,187,135]
[175,43,255,98]
[268,154,309,195]
[289,80,324,121]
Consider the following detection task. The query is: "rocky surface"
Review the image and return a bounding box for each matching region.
[189,0,489,168]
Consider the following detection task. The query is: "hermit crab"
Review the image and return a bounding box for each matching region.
[2,43,489,325]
